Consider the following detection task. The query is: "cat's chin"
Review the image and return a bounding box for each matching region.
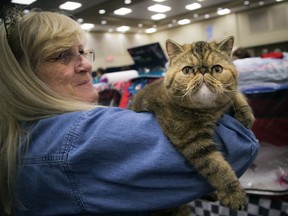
[190,84,218,108]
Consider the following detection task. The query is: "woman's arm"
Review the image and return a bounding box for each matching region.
[68,107,259,213]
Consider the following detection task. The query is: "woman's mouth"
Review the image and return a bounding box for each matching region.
[78,80,92,87]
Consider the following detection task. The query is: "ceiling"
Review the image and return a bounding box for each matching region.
[0,0,284,34]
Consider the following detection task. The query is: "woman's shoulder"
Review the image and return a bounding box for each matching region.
[21,107,159,156]
[33,107,145,129]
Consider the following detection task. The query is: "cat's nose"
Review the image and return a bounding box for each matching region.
[199,67,208,75]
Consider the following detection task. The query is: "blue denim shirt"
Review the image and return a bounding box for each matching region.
[15,107,259,215]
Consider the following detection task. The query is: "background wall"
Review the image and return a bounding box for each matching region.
[86,32,151,69]
[236,2,288,47]
[86,1,288,70]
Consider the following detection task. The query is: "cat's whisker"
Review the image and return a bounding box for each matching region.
[170,85,183,91]
[188,91,196,104]
[220,91,237,113]
[223,88,238,94]
[169,86,192,105]
[222,83,236,89]
[169,85,196,106]
[180,90,191,105]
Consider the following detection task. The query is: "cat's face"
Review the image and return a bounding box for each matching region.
[164,36,238,109]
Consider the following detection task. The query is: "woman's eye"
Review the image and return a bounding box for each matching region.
[55,50,74,62]
[182,66,195,75]
[211,65,223,73]
[78,50,85,56]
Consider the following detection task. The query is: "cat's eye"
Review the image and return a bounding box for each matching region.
[182,66,195,75]
[211,65,223,73]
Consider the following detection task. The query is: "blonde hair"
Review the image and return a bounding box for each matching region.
[0,10,96,214]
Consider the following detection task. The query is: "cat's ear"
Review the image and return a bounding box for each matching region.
[166,39,184,60]
[217,36,234,56]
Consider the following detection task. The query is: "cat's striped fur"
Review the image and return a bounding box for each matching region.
[131,36,255,213]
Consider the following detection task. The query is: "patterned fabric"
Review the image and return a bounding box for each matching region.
[2,5,23,37]
[188,195,288,216]
[119,76,163,108]
[98,89,122,107]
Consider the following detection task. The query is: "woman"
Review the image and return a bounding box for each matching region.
[0,8,259,215]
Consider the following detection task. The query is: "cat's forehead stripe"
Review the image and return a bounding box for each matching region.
[193,41,209,54]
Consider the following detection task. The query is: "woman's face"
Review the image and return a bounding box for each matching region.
[36,42,99,103]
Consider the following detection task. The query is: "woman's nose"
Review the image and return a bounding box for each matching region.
[74,56,92,72]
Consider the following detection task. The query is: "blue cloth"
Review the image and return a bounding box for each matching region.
[15,107,259,215]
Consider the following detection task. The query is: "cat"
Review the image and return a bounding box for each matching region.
[130,36,255,212]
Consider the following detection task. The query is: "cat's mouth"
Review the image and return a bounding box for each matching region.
[196,83,212,96]
[198,75,210,90]
[184,79,219,108]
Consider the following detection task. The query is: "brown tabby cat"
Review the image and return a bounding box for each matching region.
[130,36,255,212]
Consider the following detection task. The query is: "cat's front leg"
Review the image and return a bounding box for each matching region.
[233,93,255,129]
[201,152,247,210]
[177,136,247,210]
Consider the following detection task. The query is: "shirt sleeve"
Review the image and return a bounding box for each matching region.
[67,107,259,213]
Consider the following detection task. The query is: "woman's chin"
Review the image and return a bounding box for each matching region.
[77,89,99,103]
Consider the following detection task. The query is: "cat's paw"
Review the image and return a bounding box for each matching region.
[235,111,255,129]
[218,185,247,210]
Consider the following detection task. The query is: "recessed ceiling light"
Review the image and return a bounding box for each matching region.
[77,18,83,23]
[124,0,132,4]
[148,4,171,13]
[244,1,250,5]
[59,1,82,11]
[99,9,106,14]
[151,13,166,20]
[81,23,94,30]
[23,9,30,14]
[204,14,210,19]
[11,0,36,5]
[138,23,143,28]
[153,0,166,2]
[178,19,191,25]
[117,26,130,32]
[145,27,157,34]
[185,3,201,10]
[114,7,132,15]
[217,8,231,15]
[101,20,107,25]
